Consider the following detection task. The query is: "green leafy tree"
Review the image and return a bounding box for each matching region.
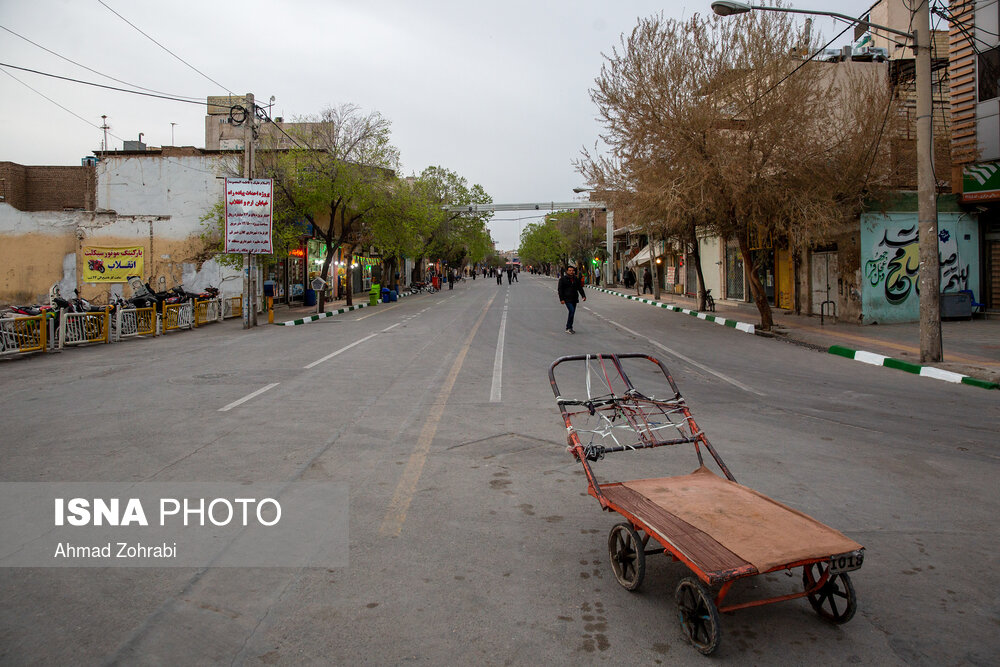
[257,103,400,309]
[409,166,492,279]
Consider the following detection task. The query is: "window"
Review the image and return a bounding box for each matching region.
[979,46,999,102]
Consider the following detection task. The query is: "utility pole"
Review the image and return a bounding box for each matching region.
[710,1,943,362]
[606,210,614,285]
[914,1,942,362]
[242,93,257,329]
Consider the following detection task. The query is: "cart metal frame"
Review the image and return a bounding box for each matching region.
[549,353,864,655]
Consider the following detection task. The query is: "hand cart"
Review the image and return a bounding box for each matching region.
[549,353,864,655]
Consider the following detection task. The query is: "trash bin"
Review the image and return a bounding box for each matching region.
[369,283,380,306]
[304,288,317,307]
[388,290,398,302]
[381,287,391,303]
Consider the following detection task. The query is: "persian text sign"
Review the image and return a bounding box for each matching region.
[225,178,273,254]
[962,162,1000,202]
[82,246,144,283]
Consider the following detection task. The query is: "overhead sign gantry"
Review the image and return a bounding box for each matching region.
[444,201,614,283]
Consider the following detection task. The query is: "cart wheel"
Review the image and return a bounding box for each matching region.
[675,577,721,655]
[802,564,857,624]
[607,523,645,591]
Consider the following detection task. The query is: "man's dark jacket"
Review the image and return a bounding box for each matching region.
[558,274,586,304]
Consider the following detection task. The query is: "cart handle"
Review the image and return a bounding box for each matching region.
[548,353,682,401]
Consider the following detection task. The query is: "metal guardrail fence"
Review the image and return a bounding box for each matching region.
[3,294,255,358]
[0,315,47,355]
[114,307,157,341]
[224,296,242,320]
[60,310,109,347]
[194,299,222,327]
[163,302,193,332]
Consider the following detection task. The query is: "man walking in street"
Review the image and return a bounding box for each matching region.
[558,265,586,334]
[642,267,653,294]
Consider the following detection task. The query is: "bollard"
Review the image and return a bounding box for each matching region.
[267,296,274,324]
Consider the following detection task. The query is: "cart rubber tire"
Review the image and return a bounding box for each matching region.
[675,577,721,655]
[608,523,645,591]
[802,564,857,624]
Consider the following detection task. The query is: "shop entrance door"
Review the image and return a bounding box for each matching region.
[776,248,793,310]
[725,238,745,300]
[811,252,838,317]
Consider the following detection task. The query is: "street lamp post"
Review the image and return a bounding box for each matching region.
[711,1,942,362]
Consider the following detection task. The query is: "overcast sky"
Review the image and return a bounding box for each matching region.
[1,1,874,250]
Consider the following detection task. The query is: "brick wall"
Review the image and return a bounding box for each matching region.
[0,162,28,210]
[0,162,95,211]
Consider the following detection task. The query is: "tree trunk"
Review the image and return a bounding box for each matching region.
[319,249,334,312]
[344,243,354,307]
[384,256,398,290]
[690,226,708,311]
[792,248,802,316]
[737,233,773,331]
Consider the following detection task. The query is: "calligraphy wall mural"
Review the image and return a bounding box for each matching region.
[860,212,980,323]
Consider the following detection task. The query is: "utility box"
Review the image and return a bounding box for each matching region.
[940,292,972,319]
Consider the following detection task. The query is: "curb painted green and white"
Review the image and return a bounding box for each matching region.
[828,345,999,390]
[280,290,413,326]
[586,286,756,335]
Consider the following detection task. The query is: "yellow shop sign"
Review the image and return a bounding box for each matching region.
[82,246,145,283]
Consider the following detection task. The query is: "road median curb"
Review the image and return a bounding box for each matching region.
[828,345,999,390]
[279,290,413,326]
[586,286,756,335]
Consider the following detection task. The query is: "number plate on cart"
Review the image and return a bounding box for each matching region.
[828,549,864,574]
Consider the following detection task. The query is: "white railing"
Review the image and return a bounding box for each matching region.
[60,310,109,347]
[0,315,47,356]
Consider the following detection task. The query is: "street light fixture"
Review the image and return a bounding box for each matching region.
[711,1,942,362]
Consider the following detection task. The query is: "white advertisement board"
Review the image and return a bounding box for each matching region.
[225,178,273,254]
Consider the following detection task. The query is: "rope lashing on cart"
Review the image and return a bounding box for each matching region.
[560,394,702,455]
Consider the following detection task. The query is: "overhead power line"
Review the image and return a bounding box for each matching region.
[0,66,125,142]
[0,62,234,110]
[0,60,309,153]
[96,0,233,95]
[0,24,203,101]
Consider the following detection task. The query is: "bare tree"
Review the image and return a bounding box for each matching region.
[579,11,898,329]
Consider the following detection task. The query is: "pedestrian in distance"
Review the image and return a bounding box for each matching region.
[506,267,513,284]
[512,267,518,282]
[497,269,503,285]
[448,269,455,290]
[558,265,587,334]
[624,267,636,290]
[643,267,653,294]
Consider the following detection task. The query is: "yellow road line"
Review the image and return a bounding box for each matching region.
[378,290,498,537]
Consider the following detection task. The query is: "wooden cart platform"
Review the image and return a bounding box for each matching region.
[593,466,862,586]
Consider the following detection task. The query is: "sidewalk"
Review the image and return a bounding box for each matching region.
[597,285,1000,386]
